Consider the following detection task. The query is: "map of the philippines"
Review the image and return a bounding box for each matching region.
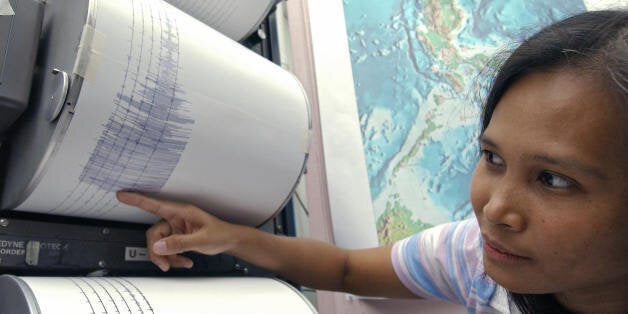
[342,0,587,244]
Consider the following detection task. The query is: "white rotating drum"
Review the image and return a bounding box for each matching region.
[1,0,310,226]
[0,275,317,314]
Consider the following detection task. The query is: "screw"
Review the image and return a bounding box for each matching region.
[98,260,107,268]
[0,219,8,227]
[101,228,110,235]
[257,28,267,40]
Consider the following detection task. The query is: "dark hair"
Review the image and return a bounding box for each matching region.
[479,9,628,314]
[482,9,628,134]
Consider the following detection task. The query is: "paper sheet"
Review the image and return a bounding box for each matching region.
[14,0,309,226]
[0,0,14,15]
[16,276,316,314]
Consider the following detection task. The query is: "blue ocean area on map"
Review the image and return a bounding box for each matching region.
[418,125,478,220]
[457,0,585,46]
[343,0,586,244]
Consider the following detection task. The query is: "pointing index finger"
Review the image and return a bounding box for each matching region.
[116,191,181,221]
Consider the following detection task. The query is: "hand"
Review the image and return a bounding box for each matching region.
[116,191,241,272]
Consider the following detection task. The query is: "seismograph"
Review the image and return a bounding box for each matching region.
[50,0,193,217]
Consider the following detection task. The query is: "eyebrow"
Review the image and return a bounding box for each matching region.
[479,136,607,180]
[525,154,607,180]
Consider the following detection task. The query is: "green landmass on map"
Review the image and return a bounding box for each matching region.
[377,195,433,245]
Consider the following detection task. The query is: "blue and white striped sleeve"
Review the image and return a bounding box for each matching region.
[391,219,485,304]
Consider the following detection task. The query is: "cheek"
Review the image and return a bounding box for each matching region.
[469,164,486,217]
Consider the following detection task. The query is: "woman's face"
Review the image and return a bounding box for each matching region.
[470,70,627,299]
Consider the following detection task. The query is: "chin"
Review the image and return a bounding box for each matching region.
[483,257,553,294]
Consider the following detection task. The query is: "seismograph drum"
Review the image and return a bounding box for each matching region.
[0,275,317,313]
[0,0,310,226]
[163,0,276,41]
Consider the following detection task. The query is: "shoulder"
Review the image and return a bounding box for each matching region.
[392,219,519,313]
[394,219,481,269]
[391,219,482,300]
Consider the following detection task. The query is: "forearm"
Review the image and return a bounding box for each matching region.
[227,225,350,292]
[225,225,415,298]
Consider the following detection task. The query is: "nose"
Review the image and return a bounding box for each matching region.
[482,183,527,232]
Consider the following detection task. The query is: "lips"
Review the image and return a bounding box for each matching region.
[482,235,530,261]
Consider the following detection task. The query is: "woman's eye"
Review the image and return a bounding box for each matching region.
[538,171,573,189]
[482,149,504,166]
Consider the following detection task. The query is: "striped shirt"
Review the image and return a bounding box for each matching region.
[391,219,520,314]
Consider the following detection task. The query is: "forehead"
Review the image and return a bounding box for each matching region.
[485,70,627,174]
